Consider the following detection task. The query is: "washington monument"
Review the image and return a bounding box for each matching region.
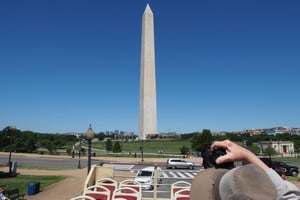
[139,4,157,140]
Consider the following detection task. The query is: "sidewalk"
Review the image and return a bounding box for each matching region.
[18,157,198,200]
[20,168,87,200]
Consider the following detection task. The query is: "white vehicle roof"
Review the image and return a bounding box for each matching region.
[140,166,161,171]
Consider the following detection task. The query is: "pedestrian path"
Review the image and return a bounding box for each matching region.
[103,163,202,179]
[19,168,87,200]
[161,170,200,179]
[103,163,135,171]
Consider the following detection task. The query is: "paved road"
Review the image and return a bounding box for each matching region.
[130,165,201,199]
[0,153,200,199]
[1,152,299,199]
[0,153,100,169]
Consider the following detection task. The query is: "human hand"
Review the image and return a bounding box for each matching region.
[210,139,249,164]
[211,139,269,171]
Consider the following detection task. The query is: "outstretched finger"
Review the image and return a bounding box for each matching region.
[211,140,230,150]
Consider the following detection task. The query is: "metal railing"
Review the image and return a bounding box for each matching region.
[85,161,200,200]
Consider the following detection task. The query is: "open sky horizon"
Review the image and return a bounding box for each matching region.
[1,0,299,134]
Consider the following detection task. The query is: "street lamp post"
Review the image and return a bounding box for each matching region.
[8,126,15,174]
[75,141,81,169]
[86,124,95,174]
[141,140,144,162]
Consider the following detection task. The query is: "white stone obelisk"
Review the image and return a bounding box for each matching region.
[139,4,157,140]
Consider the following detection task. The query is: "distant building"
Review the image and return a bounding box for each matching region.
[243,129,263,135]
[291,128,300,135]
[258,141,294,154]
[264,127,291,135]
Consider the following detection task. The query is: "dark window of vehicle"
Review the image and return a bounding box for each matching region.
[138,171,153,176]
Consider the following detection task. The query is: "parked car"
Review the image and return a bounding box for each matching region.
[134,166,163,190]
[260,157,299,177]
[272,161,299,177]
[166,158,194,169]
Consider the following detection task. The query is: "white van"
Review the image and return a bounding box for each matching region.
[134,166,163,190]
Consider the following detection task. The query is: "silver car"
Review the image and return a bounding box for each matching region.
[166,158,194,169]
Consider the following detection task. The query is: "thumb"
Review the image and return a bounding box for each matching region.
[216,155,231,164]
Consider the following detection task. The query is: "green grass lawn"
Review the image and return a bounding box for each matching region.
[1,174,65,196]
[89,139,192,159]
[272,157,300,162]
[18,166,75,170]
[286,176,300,182]
[92,139,191,153]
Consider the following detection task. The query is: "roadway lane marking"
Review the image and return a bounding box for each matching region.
[103,164,134,170]
[168,172,177,178]
[184,172,194,178]
[163,171,198,179]
[162,172,169,178]
[176,172,187,178]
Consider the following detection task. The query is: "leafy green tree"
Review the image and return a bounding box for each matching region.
[264,146,277,158]
[213,134,227,142]
[294,140,300,157]
[251,134,275,143]
[113,141,122,153]
[180,145,190,155]
[181,133,194,140]
[248,144,260,155]
[95,132,106,141]
[41,139,56,154]
[191,129,212,152]
[15,136,36,153]
[276,133,291,141]
[226,134,242,142]
[191,132,201,151]
[200,129,213,148]
[105,139,113,151]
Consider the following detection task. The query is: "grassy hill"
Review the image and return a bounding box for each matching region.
[91,139,192,157]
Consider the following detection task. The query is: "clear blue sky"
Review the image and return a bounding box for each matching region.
[1,0,299,134]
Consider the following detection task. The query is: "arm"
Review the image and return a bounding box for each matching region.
[211,139,269,172]
[211,139,300,199]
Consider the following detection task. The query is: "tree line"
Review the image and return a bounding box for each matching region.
[0,126,127,154]
[185,129,300,157]
[1,126,300,156]
[0,126,78,154]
